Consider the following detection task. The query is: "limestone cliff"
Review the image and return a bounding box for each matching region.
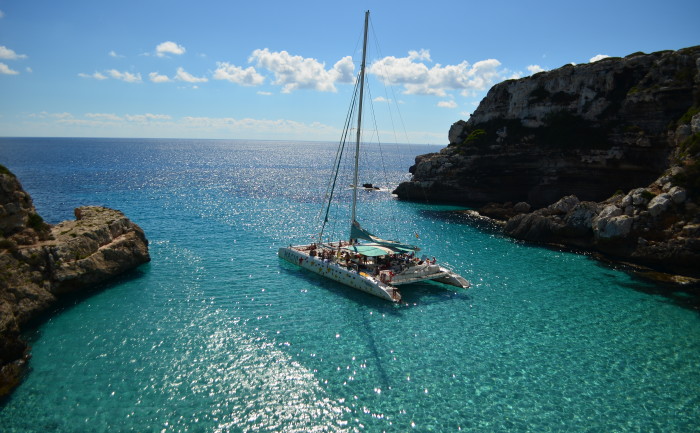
[0,167,150,397]
[394,46,700,207]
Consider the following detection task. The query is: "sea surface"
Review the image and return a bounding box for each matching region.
[0,137,698,432]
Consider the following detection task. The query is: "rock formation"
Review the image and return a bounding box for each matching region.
[0,166,150,397]
[394,46,700,279]
[394,46,700,207]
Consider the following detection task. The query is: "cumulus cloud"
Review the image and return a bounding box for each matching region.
[213,62,265,86]
[369,50,502,97]
[0,62,19,75]
[78,71,108,80]
[149,72,171,83]
[590,54,610,63]
[527,64,545,74]
[0,45,27,60]
[248,49,355,93]
[174,67,208,83]
[437,100,457,108]
[156,41,186,57]
[107,69,142,83]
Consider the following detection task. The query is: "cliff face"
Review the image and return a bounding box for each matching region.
[394,46,700,207]
[0,167,150,396]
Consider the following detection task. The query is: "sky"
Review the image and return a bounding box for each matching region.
[0,0,698,144]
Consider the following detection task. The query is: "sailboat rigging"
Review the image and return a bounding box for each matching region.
[278,10,469,302]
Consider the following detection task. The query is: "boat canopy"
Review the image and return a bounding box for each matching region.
[350,221,420,254]
[342,243,399,257]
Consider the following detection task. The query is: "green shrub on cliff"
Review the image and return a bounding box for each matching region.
[677,106,700,127]
[673,159,700,198]
[0,164,16,177]
[680,133,700,158]
[27,213,49,232]
[464,129,487,145]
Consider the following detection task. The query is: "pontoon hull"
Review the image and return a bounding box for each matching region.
[278,246,401,302]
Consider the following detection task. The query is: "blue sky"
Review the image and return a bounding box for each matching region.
[0,0,698,144]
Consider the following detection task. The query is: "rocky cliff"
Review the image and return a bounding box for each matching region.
[394,46,700,279]
[394,46,700,207]
[0,166,150,397]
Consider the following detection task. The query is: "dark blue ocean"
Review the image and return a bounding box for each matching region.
[0,137,698,432]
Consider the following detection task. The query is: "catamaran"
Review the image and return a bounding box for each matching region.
[278,10,469,303]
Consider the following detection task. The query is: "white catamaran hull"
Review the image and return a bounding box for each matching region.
[278,245,469,302]
[278,246,401,302]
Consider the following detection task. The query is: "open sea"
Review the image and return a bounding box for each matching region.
[0,137,699,432]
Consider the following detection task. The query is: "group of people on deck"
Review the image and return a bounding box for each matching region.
[306,243,437,277]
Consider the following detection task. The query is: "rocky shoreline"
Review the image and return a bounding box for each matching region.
[0,166,150,397]
[394,46,700,280]
[474,168,699,281]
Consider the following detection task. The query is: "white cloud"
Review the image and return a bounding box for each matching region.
[156,41,186,57]
[590,54,610,63]
[86,113,123,121]
[174,67,208,83]
[0,10,5,18]
[125,113,172,122]
[25,67,32,73]
[374,96,392,103]
[257,91,272,96]
[437,100,457,108]
[369,50,503,97]
[109,50,124,58]
[107,69,142,83]
[213,61,265,86]
[181,116,337,136]
[0,62,19,75]
[527,64,545,74]
[0,45,28,60]
[249,49,354,93]
[149,72,171,83]
[408,49,432,62]
[29,111,73,119]
[78,71,108,80]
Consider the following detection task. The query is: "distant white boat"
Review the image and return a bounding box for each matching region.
[278,11,469,303]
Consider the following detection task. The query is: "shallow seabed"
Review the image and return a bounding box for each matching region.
[0,138,698,432]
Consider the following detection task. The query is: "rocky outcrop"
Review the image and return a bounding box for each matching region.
[394,46,700,207]
[482,106,700,278]
[0,167,150,397]
[501,167,699,277]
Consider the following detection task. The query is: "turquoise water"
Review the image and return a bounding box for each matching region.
[0,137,699,432]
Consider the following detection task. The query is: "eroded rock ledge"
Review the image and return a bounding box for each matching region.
[495,170,699,279]
[0,167,150,397]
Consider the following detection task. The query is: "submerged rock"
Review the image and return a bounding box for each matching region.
[0,167,150,397]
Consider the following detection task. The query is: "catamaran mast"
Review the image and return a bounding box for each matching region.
[351,10,369,233]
